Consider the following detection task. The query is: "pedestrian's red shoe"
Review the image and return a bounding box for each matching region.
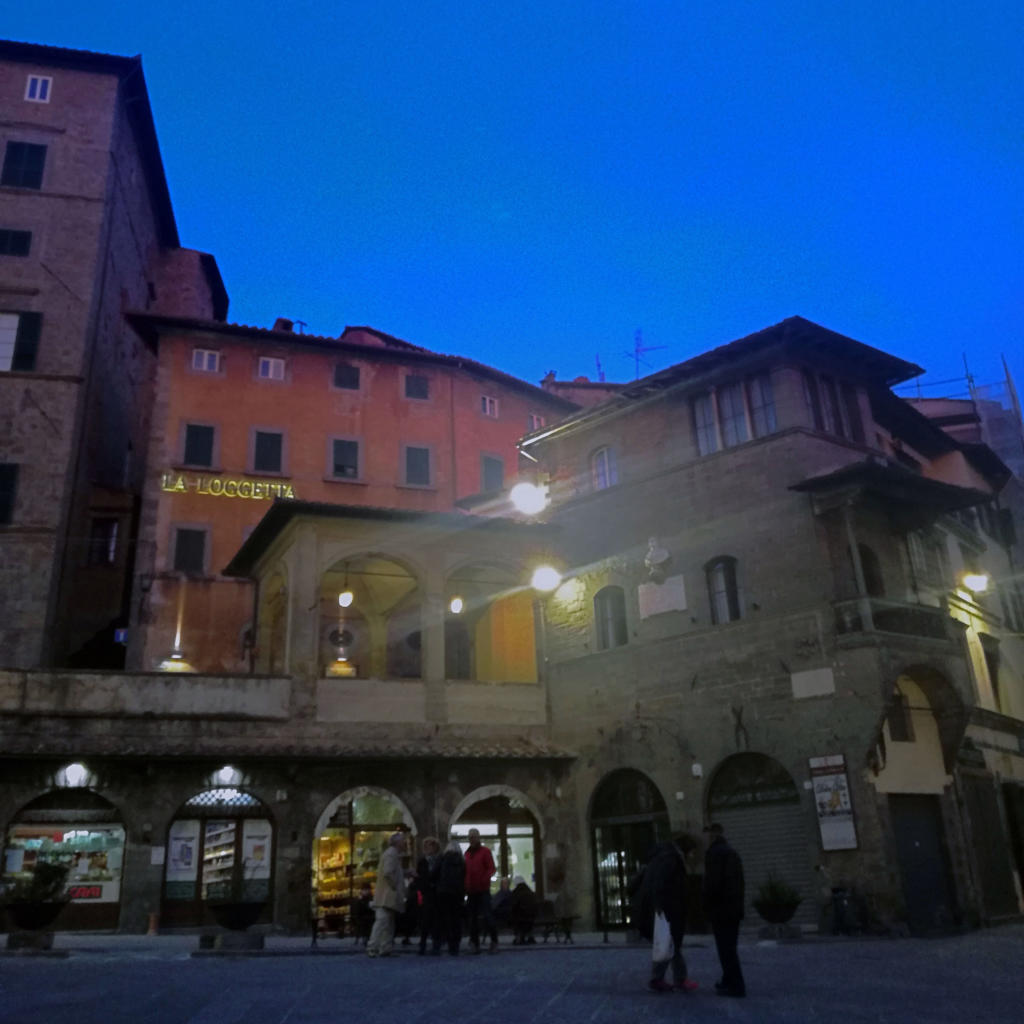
[648,979,673,993]
[675,979,699,992]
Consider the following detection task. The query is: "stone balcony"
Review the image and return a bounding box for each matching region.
[833,597,951,641]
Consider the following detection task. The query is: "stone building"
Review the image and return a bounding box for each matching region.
[521,315,1024,933]
[0,40,226,670]
[122,313,577,673]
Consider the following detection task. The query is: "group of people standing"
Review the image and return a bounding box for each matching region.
[632,822,747,998]
[365,828,507,957]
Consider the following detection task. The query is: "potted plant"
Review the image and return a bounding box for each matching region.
[2,860,71,931]
[753,874,801,925]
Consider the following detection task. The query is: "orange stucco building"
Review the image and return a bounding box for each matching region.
[125,314,577,672]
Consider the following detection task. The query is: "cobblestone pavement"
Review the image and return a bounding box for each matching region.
[1,927,1021,1023]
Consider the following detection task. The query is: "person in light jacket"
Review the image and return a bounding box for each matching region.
[367,831,408,957]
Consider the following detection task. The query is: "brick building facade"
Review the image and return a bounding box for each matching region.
[0,41,225,670]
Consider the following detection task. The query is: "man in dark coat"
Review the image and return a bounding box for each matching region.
[642,836,698,993]
[435,839,466,955]
[703,823,746,998]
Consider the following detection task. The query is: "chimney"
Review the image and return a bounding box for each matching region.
[273,317,294,333]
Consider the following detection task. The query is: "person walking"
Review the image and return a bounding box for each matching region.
[436,838,466,955]
[415,836,442,955]
[464,828,498,953]
[641,835,698,993]
[703,823,746,997]
[367,831,408,958]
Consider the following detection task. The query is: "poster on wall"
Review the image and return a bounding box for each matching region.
[166,819,201,882]
[242,819,272,880]
[809,754,858,850]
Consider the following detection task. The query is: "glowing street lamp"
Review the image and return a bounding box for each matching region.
[509,482,548,515]
[531,565,562,592]
[962,573,989,594]
[449,596,464,614]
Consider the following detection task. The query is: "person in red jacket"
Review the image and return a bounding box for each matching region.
[464,828,498,953]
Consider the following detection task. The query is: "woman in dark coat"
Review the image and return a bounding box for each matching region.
[435,839,466,955]
[416,836,442,955]
[643,836,698,993]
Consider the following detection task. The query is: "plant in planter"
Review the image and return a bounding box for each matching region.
[2,861,71,931]
[753,874,801,925]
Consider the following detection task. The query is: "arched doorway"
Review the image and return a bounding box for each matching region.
[707,752,815,927]
[160,785,274,928]
[2,779,126,930]
[312,788,414,936]
[589,768,669,929]
[451,788,542,892]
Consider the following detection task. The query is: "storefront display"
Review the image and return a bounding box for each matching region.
[314,793,410,936]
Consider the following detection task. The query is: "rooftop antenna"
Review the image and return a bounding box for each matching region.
[963,353,977,402]
[595,354,605,382]
[294,319,308,335]
[623,328,667,380]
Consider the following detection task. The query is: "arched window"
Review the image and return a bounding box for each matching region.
[591,447,618,490]
[594,585,628,649]
[706,556,740,624]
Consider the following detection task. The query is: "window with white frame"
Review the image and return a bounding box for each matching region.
[718,382,749,447]
[0,311,42,371]
[802,370,865,443]
[25,76,51,102]
[257,356,285,380]
[480,395,499,418]
[191,348,221,373]
[591,446,618,490]
[706,556,740,624]
[747,374,777,437]
[528,413,546,432]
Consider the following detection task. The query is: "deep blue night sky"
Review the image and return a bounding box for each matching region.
[7,2,1023,398]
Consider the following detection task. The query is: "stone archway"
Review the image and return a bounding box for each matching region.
[588,768,669,929]
[706,752,816,928]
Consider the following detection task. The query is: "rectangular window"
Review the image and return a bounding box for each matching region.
[404,445,431,486]
[528,413,546,431]
[0,311,42,371]
[841,383,865,443]
[331,439,360,479]
[333,362,360,390]
[747,374,777,437]
[480,395,499,418]
[253,430,283,473]
[25,76,51,102]
[182,424,215,467]
[0,463,18,524]
[173,527,207,575]
[0,229,31,256]
[820,375,843,437]
[718,383,749,448]
[481,455,504,493]
[693,392,718,455]
[191,348,221,373]
[258,356,285,380]
[405,374,429,400]
[1,142,47,189]
[802,369,824,431]
[87,517,119,565]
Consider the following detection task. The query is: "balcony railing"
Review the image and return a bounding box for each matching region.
[834,597,949,641]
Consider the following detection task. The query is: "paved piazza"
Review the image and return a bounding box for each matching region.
[1,927,1021,1024]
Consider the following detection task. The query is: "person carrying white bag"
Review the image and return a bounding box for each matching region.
[641,835,699,993]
